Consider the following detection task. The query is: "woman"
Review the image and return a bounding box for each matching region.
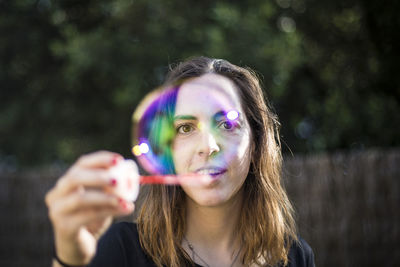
[45,56,315,267]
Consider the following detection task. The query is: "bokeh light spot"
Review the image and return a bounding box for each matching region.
[139,142,150,154]
[132,145,142,156]
[227,110,239,120]
[277,16,296,33]
[197,121,204,130]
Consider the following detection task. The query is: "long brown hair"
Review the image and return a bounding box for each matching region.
[136,56,297,266]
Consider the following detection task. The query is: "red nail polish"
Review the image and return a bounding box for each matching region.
[110,178,117,186]
[111,155,122,166]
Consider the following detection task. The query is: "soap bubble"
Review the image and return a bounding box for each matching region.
[132,85,179,175]
[131,80,242,176]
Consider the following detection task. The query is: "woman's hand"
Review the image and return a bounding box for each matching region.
[45,151,137,266]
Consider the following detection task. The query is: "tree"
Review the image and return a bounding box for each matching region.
[1,0,398,166]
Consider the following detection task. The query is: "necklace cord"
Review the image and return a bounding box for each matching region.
[183,236,241,267]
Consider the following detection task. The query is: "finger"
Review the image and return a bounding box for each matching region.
[55,168,117,197]
[62,203,135,230]
[51,197,134,236]
[75,151,123,169]
[53,190,120,215]
[87,216,113,240]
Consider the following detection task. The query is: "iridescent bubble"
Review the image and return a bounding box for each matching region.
[132,79,243,176]
[132,85,179,175]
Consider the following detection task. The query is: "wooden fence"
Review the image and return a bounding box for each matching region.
[0,148,398,266]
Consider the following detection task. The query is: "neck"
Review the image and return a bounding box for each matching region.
[184,189,244,254]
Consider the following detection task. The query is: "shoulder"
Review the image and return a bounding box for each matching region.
[286,237,316,267]
[88,222,157,267]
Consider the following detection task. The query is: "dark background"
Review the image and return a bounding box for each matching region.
[1,0,399,166]
[0,0,399,266]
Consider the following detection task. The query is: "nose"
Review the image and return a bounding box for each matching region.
[197,130,220,157]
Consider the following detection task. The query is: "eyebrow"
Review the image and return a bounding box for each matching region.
[173,115,197,121]
[174,110,241,121]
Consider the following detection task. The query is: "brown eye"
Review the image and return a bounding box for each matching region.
[221,121,234,130]
[177,124,193,134]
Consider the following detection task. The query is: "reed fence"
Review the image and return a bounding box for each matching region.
[0,148,398,266]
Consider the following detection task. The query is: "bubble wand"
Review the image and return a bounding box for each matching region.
[139,174,209,185]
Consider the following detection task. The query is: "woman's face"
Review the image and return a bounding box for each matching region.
[172,73,253,207]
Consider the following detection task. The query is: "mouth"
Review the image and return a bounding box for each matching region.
[194,167,227,178]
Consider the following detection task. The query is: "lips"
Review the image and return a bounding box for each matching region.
[194,167,227,177]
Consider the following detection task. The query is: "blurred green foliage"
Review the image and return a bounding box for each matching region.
[1,0,399,166]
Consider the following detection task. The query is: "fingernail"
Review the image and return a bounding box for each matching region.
[110,178,117,186]
[111,155,122,166]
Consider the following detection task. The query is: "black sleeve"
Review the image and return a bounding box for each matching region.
[287,237,316,267]
[88,223,315,267]
[87,222,157,267]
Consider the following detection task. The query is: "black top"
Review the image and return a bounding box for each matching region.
[88,222,315,267]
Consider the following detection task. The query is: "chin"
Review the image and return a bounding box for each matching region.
[190,192,230,207]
